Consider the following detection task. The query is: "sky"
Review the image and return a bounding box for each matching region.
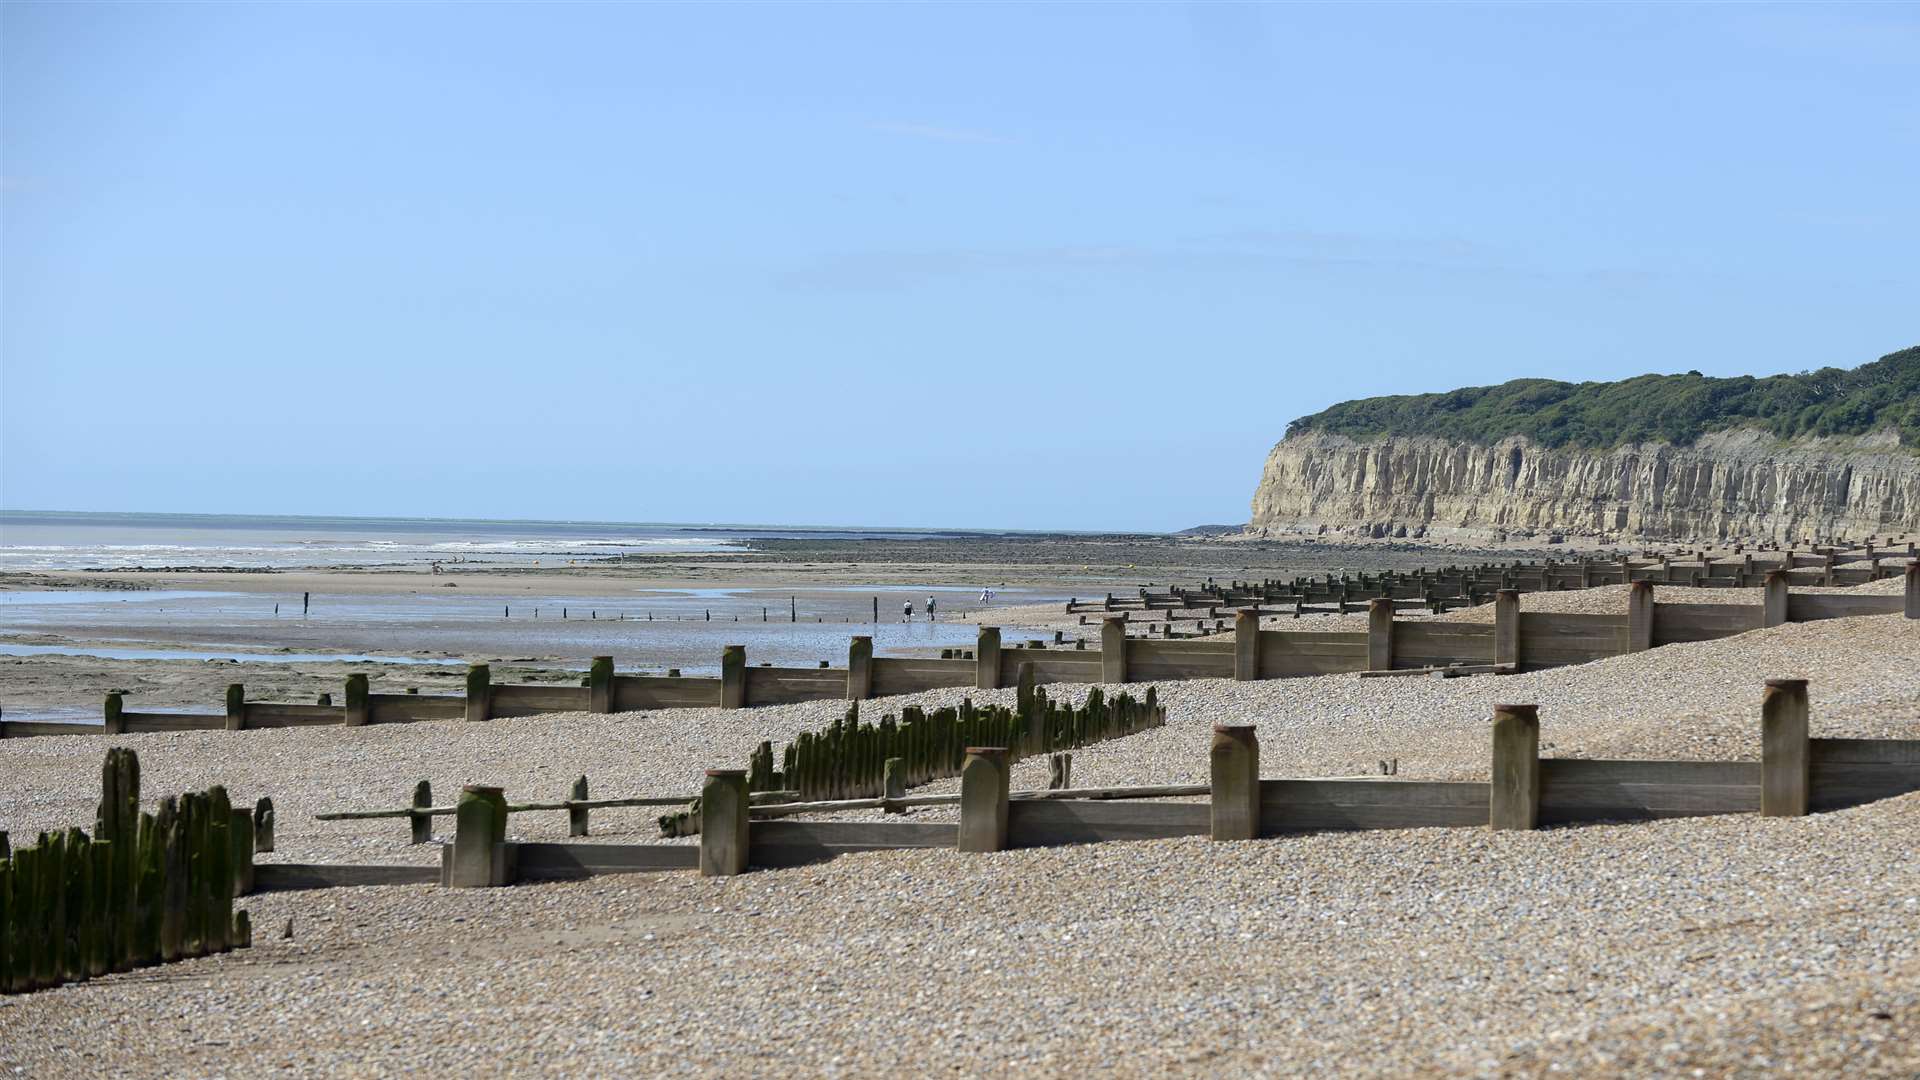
[2,2,1916,532]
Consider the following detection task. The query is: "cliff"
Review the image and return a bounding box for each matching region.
[1250,428,1920,543]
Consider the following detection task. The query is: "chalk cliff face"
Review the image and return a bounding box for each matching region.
[1250,428,1920,543]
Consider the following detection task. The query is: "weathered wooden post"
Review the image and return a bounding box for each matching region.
[450,786,508,888]
[883,757,907,814]
[464,664,491,722]
[975,626,1001,690]
[721,646,746,709]
[957,748,1010,853]
[1209,725,1260,841]
[1047,753,1072,790]
[229,807,255,897]
[1760,678,1810,817]
[224,684,246,731]
[568,775,590,837]
[1906,562,1919,619]
[103,692,125,735]
[1821,553,1835,586]
[253,796,275,853]
[1492,590,1520,668]
[343,673,370,727]
[1367,598,1394,671]
[1626,581,1654,652]
[699,769,749,877]
[207,786,233,952]
[232,910,252,950]
[408,780,433,844]
[1233,609,1259,681]
[1100,617,1128,684]
[848,635,874,700]
[588,656,615,713]
[158,798,185,961]
[1762,570,1790,627]
[1490,704,1540,831]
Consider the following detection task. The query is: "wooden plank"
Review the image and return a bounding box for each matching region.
[511,842,697,880]
[870,657,973,697]
[245,704,347,728]
[745,666,847,704]
[122,712,224,733]
[1539,758,1759,822]
[1264,631,1370,646]
[1393,622,1495,667]
[0,720,98,738]
[1126,638,1235,680]
[1260,779,1490,832]
[490,684,590,717]
[997,652,1105,688]
[612,675,722,711]
[1007,799,1209,847]
[749,819,957,867]
[367,693,463,723]
[1651,603,1763,645]
[1809,763,1920,811]
[252,863,439,892]
[1788,593,1905,621]
[1811,738,1920,765]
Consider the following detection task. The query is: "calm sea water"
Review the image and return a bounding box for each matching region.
[0,510,986,572]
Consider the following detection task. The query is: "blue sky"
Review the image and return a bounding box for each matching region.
[3,2,1915,531]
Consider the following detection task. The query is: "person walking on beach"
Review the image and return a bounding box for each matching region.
[903,600,914,623]
[927,596,937,621]
[980,587,991,603]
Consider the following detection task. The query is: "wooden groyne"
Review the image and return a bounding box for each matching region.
[2,553,1914,741]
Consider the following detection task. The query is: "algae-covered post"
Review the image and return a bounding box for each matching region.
[975,626,1001,690]
[465,664,491,723]
[344,673,370,727]
[589,657,615,713]
[721,646,746,709]
[410,780,433,844]
[1627,582,1654,652]
[847,635,873,700]
[1234,609,1258,681]
[224,684,245,731]
[1101,618,1127,684]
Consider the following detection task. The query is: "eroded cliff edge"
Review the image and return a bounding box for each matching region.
[1250,428,1920,543]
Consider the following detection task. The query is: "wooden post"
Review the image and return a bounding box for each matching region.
[1760,678,1810,817]
[450,785,507,887]
[957,748,1010,853]
[1100,617,1127,684]
[1233,609,1259,681]
[464,664,491,722]
[253,797,275,853]
[1209,725,1260,841]
[848,636,873,699]
[409,780,433,844]
[975,626,1001,690]
[103,692,125,735]
[224,684,246,731]
[1762,570,1789,627]
[1906,563,1919,620]
[1047,753,1072,790]
[229,807,255,897]
[568,775,590,837]
[207,786,233,952]
[883,757,906,814]
[1366,598,1394,671]
[343,673,369,727]
[720,646,746,709]
[1489,704,1540,831]
[1626,581,1654,652]
[588,657,614,713]
[699,769,748,877]
[1493,590,1520,668]
[1821,553,1835,586]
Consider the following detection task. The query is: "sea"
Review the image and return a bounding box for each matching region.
[0,510,993,572]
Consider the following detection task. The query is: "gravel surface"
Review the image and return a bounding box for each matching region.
[2,607,1917,1076]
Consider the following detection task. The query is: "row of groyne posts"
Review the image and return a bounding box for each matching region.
[4,562,1917,741]
[0,749,277,994]
[1070,539,1920,627]
[426,675,1920,885]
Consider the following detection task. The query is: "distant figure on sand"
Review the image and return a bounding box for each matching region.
[902,600,913,622]
[980,587,990,603]
[927,596,936,621]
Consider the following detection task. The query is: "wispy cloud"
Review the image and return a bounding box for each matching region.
[867,121,1011,146]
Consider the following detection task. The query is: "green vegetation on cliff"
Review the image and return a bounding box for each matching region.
[1287,346,1920,450]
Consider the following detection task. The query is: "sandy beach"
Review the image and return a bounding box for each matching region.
[2,592,1915,1075]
